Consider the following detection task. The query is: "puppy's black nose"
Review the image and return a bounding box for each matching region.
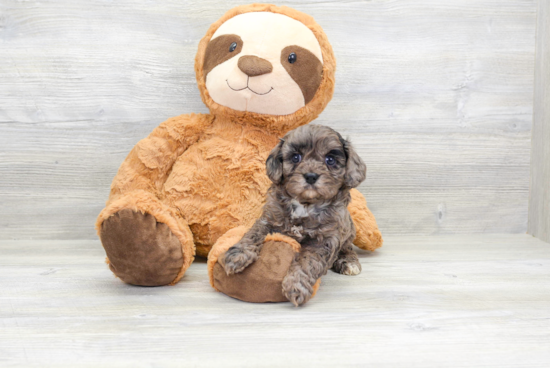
[304,173,319,184]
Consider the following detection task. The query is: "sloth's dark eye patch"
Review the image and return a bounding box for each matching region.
[203,34,243,79]
[288,52,297,63]
[281,45,323,105]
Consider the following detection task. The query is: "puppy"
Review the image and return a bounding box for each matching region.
[221,124,367,306]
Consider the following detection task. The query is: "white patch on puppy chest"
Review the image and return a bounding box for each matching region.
[290,199,309,219]
[290,225,303,238]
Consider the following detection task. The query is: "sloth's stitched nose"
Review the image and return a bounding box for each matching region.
[304,173,319,185]
[238,55,273,77]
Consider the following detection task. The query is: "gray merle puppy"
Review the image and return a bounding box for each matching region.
[221,124,367,306]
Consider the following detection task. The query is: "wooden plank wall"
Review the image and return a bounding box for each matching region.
[0,0,536,240]
[529,0,550,243]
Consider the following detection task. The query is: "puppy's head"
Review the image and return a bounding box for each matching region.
[266,125,366,203]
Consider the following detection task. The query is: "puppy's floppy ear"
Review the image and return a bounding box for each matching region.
[266,139,285,184]
[342,137,366,188]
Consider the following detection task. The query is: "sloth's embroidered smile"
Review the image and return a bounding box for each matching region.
[226,78,274,96]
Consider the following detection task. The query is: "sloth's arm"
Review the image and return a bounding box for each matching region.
[348,188,383,251]
[107,113,213,203]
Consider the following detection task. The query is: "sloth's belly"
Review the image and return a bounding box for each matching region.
[163,136,272,254]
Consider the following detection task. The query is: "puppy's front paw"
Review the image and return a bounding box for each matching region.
[332,259,362,276]
[282,268,315,307]
[221,244,258,275]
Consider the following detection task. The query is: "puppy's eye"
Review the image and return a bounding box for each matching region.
[288,52,297,64]
[229,42,238,52]
[325,155,336,166]
[291,153,302,163]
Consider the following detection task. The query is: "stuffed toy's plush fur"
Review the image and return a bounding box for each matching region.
[96,3,382,301]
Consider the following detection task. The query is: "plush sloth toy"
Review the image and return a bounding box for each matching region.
[96,3,383,303]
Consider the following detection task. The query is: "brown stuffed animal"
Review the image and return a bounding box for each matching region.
[96,3,382,301]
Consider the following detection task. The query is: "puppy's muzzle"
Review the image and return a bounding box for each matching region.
[303,173,319,185]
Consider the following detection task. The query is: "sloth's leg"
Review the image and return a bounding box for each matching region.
[98,192,194,286]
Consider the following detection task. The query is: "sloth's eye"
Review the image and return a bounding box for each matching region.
[229,42,237,52]
[291,153,302,163]
[288,52,297,64]
[325,155,336,166]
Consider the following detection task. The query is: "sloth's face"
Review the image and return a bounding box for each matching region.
[203,12,324,116]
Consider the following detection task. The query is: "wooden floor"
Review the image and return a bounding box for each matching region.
[1,235,549,367]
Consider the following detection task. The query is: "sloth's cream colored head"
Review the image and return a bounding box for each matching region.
[205,11,323,115]
[195,4,336,134]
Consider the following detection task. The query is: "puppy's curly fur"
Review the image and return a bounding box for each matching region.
[222,125,367,306]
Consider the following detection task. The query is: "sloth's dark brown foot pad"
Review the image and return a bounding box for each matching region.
[100,209,183,286]
[213,241,296,303]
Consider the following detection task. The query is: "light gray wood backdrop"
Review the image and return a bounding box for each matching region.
[0,0,537,240]
[529,0,550,243]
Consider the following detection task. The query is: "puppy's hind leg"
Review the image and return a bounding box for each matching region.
[332,240,362,276]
